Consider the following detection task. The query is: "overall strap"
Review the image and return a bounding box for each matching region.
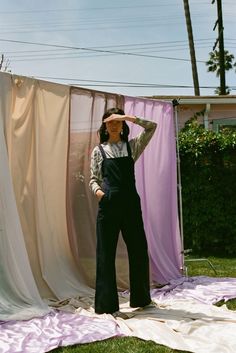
[126,142,132,158]
[98,144,106,159]
[99,142,132,159]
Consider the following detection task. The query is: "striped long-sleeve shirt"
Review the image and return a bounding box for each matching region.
[89,117,157,195]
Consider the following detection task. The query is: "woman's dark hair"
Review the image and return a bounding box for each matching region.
[98,107,130,143]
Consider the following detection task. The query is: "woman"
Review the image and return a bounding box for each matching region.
[89,107,157,318]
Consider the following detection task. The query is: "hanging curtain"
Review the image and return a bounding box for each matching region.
[0,71,182,320]
[3,74,91,300]
[68,89,181,288]
[0,72,49,321]
[124,96,182,284]
[67,87,129,289]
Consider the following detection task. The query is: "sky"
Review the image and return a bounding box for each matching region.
[0,0,235,97]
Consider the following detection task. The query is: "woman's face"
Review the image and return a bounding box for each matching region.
[105,120,123,137]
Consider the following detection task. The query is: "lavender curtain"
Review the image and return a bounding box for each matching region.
[124,96,182,284]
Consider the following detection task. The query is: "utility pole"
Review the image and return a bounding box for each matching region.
[0,54,4,70]
[212,0,226,95]
[183,0,200,96]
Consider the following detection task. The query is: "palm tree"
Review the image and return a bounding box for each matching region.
[206,50,236,76]
[214,86,231,95]
[206,50,236,94]
[183,0,200,96]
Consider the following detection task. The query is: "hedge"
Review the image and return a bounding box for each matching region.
[178,118,236,257]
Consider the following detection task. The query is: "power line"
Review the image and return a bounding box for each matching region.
[4,39,220,62]
[0,16,182,29]
[7,44,216,59]
[0,1,234,15]
[0,38,206,63]
[3,38,216,54]
[8,47,215,61]
[11,46,223,62]
[35,75,236,90]
[5,38,236,55]
[0,4,191,15]
[0,14,220,29]
[2,15,234,35]
[0,23,196,35]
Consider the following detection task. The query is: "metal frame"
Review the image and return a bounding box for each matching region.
[172,99,217,276]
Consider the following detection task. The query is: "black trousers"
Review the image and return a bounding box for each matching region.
[95,193,151,314]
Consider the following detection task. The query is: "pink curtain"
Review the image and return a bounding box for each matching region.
[124,96,182,284]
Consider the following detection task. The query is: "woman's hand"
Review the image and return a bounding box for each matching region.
[103,114,136,123]
[103,114,125,123]
[96,189,105,201]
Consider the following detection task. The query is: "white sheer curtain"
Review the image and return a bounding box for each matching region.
[0,72,49,321]
[67,88,129,289]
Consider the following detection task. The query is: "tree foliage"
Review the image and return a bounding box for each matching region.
[206,50,236,94]
[0,54,11,72]
[206,50,236,77]
[179,118,236,256]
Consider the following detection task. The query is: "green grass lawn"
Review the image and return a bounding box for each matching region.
[50,257,236,353]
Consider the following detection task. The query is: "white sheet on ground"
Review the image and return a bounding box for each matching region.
[0,276,235,353]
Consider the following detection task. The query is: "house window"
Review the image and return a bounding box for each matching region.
[212,118,236,132]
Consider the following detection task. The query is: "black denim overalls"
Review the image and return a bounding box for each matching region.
[95,142,151,314]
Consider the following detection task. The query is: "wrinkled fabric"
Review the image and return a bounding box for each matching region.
[2,74,91,300]
[0,277,236,353]
[118,299,236,353]
[124,96,182,284]
[1,72,236,353]
[0,72,49,321]
[151,276,236,304]
[67,88,130,290]
[0,310,122,353]
[67,91,182,290]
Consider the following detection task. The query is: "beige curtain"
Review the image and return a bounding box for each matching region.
[4,75,91,300]
[67,88,129,289]
[0,72,49,320]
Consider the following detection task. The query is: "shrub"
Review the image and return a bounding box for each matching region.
[179,118,236,256]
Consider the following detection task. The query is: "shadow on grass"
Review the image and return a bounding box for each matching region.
[50,336,192,353]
